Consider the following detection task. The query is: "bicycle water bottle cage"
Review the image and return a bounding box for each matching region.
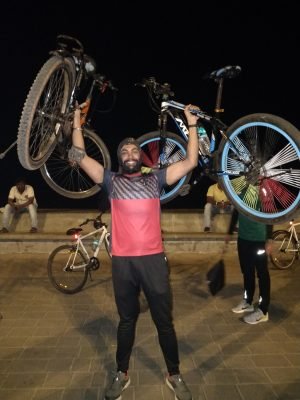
[66,228,83,235]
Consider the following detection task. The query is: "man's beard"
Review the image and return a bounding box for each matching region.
[120,159,142,174]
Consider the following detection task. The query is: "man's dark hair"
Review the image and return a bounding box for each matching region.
[15,177,26,185]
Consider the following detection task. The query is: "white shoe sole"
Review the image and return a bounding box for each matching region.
[232,306,254,314]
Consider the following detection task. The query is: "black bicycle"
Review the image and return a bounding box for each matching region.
[135,70,300,224]
[17,34,117,199]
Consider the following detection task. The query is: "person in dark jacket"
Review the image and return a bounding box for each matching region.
[226,209,273,324]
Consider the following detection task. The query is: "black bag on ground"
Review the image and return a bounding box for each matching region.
[206,258,225,296]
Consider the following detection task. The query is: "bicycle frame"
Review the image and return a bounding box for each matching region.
[284,221,300,252]
[160,100,242,175]
[67,226,110,271]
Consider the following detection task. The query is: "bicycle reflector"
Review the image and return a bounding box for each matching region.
[66,228,82,241]
[73,233,79,240]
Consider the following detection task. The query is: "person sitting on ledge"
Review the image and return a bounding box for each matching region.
[203,181,237,233]
[0,177,38,233]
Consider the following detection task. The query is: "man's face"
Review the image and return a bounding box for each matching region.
[16,182,25,193]
[119,144,142,174]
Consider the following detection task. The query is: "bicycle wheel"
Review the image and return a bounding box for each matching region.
[218,113,300,224]
[47,245,89,294]
[40,128,111,198]
[270,230,297,269]
[136,131,192,204]
[18,56,75,170]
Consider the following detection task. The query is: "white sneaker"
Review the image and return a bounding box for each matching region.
[231,300,254,314]
[243,309,269,325]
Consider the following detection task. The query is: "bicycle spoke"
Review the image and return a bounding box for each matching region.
[220,115,300,222]
[29,68,69,161]
[137,131,192,203]
[41,128,110,198]
[48,245,88,294]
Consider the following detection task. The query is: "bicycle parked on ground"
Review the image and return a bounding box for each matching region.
[270,219,300,269]
[17,34,117,199]
[47,213,111,294]
[135,70,300,224]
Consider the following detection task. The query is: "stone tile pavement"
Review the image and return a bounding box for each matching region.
[0,251,299,400]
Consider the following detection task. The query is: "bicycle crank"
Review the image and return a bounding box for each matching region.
[88,257,100,271]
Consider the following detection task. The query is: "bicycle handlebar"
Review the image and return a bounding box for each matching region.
[135,77,174,98]
[78,213,107,228]
[94,74,118,92]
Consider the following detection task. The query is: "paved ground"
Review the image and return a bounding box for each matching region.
[0,251,299,400]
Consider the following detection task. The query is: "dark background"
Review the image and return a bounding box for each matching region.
[1,2,299,210]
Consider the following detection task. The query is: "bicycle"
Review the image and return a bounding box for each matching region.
[17,34,117,199]
[270,219,300,269]
[135,69,300,224]
[47,212,111,294]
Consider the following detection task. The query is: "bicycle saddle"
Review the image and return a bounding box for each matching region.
[204,65,242,80]
[66,228,83,235]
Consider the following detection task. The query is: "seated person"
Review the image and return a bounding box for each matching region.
[0,177,38,233]
[203,182,236,232]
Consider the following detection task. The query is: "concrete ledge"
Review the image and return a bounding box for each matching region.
[0,232,236,254]
[0,209,296,254]
[1,208,233,234]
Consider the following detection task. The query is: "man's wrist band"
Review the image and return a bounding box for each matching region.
[73,127,83,131]
[68,145,86,164]
[188,124,197,128]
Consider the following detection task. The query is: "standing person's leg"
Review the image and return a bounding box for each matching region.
[140,253,192,400]
[104,256,137,400]
[112,257,139,373]
[243,244,270,324]
[232,238,255,313]
[239,239,257,304]
[255,248,270,314]
[140,253,179,374]
[1,204,14,232]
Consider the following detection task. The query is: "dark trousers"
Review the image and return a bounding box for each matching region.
[111,253,180,375]
[237,238,270,314]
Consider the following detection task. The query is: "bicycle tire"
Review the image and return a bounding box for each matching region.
[40,128,111,199]
[218,113,300,224]
[270,230,297,269]
[136,131,192,204]
[17,56,75,170]
[47,245,89,294]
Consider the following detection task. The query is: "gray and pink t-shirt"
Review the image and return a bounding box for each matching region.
[102,169,166,257]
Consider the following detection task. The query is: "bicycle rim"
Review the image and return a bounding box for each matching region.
[219,113,300,224]
[40,128,111,198]
[18,56,75,170]
[137,131,192,204]
[270,230,297,269]
[47,245,89,294]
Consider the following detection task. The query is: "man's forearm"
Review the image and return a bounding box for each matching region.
[72,108,85,149]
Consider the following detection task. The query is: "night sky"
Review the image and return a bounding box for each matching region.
[1,2,299,210]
